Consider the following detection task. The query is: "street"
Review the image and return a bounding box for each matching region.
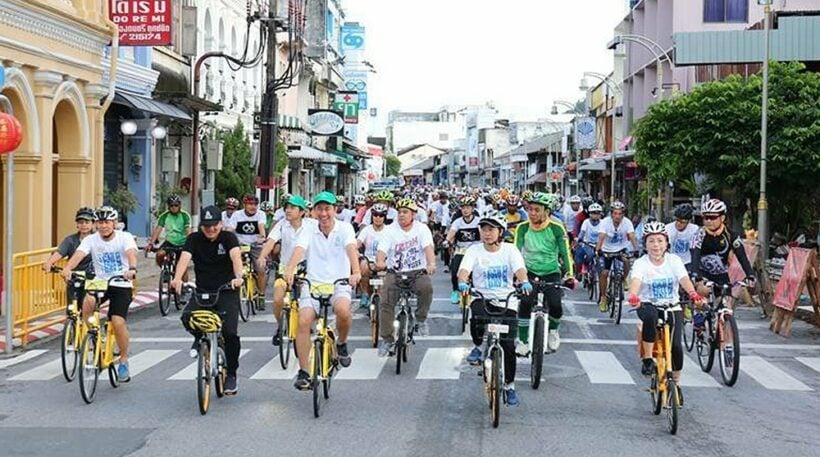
[1,270,819,457]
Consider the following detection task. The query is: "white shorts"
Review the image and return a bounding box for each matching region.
[298,283,352,313]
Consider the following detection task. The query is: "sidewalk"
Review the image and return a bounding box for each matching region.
[0,253,164,353]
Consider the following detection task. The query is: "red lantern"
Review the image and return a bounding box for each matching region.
[0,112,23,154]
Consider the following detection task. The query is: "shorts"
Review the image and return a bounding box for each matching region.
[104,286,133,320]
[598,250,628,271]
[298,283,352,313]
[244,244,265,273]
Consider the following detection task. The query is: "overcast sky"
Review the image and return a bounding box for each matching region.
[342,0,629,122]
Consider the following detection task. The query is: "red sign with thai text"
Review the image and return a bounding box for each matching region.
[110,0,172,46]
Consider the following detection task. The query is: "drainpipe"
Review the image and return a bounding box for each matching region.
[98,14,120,204]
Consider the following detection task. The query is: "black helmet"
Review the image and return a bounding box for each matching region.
[167,194,182,206]
[674,204,694,220]
[75,206,95,221]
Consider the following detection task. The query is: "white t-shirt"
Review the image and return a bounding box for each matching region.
[335,208,356,224]
[415,207,429,223]
[449,215,481,250]
[357,224,389,262]
[76,231,138,287]
[273,208,285,224]
[227,209,267,245]
[561,204,582,233]
[579,218,603,245]
[429,200,451,226]
[460,243,526,310]
[598,216,635,253]
[268,218,315,268]
[377,220,434,272]
[665,222,699,265]
[221,211,234,226]
[295,220,356,284]
[630,253,689,304]
[363,207,398,226]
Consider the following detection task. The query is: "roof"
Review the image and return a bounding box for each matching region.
[114,91,191,121]
[402,156,436,173]
[395,143,447,156]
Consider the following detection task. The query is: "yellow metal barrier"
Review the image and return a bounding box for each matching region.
[11,248,66,347]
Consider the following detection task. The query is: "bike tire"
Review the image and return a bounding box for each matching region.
[608,278,616,318]
[215,345,227,398]
[683,304,695,352]
[78,332,99,404]
[108,362,119,388]
[696,317,715,372]
[312,340,322,418]
[173,288,182,311]
[396,311,407,375]
[460,296,469,334]
[718,315,741,386]
[490,347,501,428]
[279,311,290,369]
[650,370,662,415]
[370,294,380,348]
[614,289,623,325]
[531,315,545,390]
[158,271,172,316]
[587,274,597,302]
[666,379,679,435]
[61,318,79,382]
[239,282,251,322]
[197,340,211,415]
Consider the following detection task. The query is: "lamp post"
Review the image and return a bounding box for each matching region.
[757,0,773,271]
[551,100,582,115]
[0,94,21,354]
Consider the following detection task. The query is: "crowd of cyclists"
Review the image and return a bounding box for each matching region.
[48,183,758,410]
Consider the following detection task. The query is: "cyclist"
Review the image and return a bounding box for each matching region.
[561,195,583,242]
[374,198,436,356]
[258,195,313,346]
[284,192,361,390]
[145,195,192,281]
[446,195,482,304]
[272,193,291,225]
[573,202,604,280]
[171,205,245,395]
[362,190,398,226]
[596,201,639,312]
[352,194,367,230]
[221,197,240,226]
[261,201,276,232]
[357,203,390,309]
[335,194,356,224]
[428,191,452,237]
[666,204,699,269]
[628,220,704,403]
[226,194,268,306]
[502,194,528,242]
[514,192,574,356]
[61,206,138,382]
[458,211,530,406]
[354,193,372,227]
[44,207,96,304]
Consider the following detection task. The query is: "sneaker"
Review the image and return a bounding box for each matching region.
[294,369,312,391]
[466,347,482,365]
[189,340,199,359]
[271,330,282,346]
[515,340,531,358]
[359,295,369,307]
[337,343,351,367]
[504,387,520,407]
[641,358,656,377]
[117,362,131,383]
[378,340,395,357]
[547,330,560,353]
[224,374,237,395]
[599,296,608,313]
[415,321,429,337]
[451,291,460,304]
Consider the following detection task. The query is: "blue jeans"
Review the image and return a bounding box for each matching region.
[574,243,595,274]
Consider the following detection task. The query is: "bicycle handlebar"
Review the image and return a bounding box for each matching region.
[181,283,234,307]
[297,278,350,301]
[469,288,522,315]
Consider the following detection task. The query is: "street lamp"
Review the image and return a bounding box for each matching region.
[758,0,774,272]
[551,100,582,116]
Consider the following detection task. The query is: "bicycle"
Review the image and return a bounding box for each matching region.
[362,257,385,349]
[694,280,747,386]
[239,244,262,322]
[182,283,233,415]
[50,267,87,382]
[527,278,569,390]
[601,251,629,325]
[680,291,695,352]
[577,242,598,302]
[78,275,130,404]
[278,261,306,369]
[297,277,349,418]
[389,270,425,375]
[470,288,520,429]
[634,301,682,435]
[155,245,183,316]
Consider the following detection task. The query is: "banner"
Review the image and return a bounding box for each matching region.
[574,117,596,150]
[110,0,172,46]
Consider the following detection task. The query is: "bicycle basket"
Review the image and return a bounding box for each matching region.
[189,310,222,333]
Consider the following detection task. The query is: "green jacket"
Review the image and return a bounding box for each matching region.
[514,219,574,277]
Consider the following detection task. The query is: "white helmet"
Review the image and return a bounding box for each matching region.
[479,210,508,231]
[701,198,727,215]
[569,195,582,204]
[588,203,603,213]
[610,201,626,211]
[354,194,366,205]
[643,220,668,237]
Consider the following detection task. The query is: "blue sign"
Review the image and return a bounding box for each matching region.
[0,66,5,88]
[344,69,368,110]
[341,23,365,53]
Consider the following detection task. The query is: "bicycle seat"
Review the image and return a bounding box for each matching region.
[240,245,252,253]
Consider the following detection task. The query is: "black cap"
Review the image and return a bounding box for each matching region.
[200,205,221,226]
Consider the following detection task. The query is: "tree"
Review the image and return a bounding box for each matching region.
[215,120,255,205]
[385,155,401,177]
[633,61,820,234]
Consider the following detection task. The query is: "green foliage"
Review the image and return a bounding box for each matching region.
[103,185,138,215]
[215,120,255,205]
[275,140,288,176]
[385,155,401,177]
[633,61,820,231]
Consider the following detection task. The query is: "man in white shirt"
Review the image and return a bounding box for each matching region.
[227,194,268,306]
[335,194,356,224]
[357,203,390,308]
[665,204,699,268]
[561,195,583,240]
[375,197,436,357]
[362,190,399,226]
[285,192,361,391]
[272,193,291,225]
[595,201,639,312]
[428,192,451,230]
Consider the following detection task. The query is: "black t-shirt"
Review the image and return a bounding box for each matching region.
[58,233,93,273]
[182,230,240,290]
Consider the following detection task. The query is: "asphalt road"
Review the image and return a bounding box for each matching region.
[1,269,819,457]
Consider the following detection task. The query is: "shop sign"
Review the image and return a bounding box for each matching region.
[110,0,173,46]
[307,110,344,136]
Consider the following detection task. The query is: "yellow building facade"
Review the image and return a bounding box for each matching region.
[0,0,116,254]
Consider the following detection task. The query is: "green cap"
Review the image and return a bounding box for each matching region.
[312,191,337,206]
[286,194,308,210]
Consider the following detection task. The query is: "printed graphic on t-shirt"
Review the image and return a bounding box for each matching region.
[484,265,510,289]
[393,236,424,271]
[237,221,260,235]
[99,251,124,275]
[455,227,480,243]
[672,238,690,254]
[610,230,624,244]
[646,277,675,300]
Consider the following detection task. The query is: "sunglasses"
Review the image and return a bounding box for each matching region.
[676,218,689,223]
[169,204,181,208]
[373,213,387,217]
[703,215,721,221]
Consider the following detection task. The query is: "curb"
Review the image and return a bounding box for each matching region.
[0,291,159,352]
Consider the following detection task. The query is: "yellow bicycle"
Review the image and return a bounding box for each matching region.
[51,267,87,382]
[277,262,306,369]
[239,245,262,322]
[78,275,130,404]
[638,301,682,435]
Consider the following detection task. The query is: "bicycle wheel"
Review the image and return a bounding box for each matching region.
[370,294,380,348]
[490,347,501,428]
[530,315,545,390]
[460,297,469,334]
[683,304,695,352]
[279,311,290,369]
[158,271,172,316]
[666,379,679,435]
[608,278,617,318]
[197,339,211,415]
[696,317,715,372]
[239,282,251,322]
[78,332,99,404]
[107,362,119,388]
[311,340,322,418]
[61,318,79,382]
[215,345,227,398]
[587,273,597,302]
[323,344,332,400]
[172,288,182,311]
[718,315,740,386]
[614,286,623,325]
[248,279,259,316]
[650,369,662,415]
[396,311,407,375]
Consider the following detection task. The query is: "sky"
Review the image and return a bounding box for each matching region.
[342,0,629,122]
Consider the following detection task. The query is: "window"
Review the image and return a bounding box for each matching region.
[704,0,748,23]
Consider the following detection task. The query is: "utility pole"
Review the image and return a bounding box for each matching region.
[758,4,772,272]
[258,0,279,202]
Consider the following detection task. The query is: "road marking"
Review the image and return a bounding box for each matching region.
[680,354,721,387]
[416,347,468,380]
[168,349,250,380]
[9,358,62,381]
[0,350,48,369]
[128,350,180,377]
[336,348,387,380]
[796,357,820,374]
[574,351,634,384]
[249,354,300,380]
[740,356,813,391]
[563,303,596,339]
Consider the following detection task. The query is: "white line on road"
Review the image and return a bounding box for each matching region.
[740,356,813,391]
[574,351,634,384]
[796,357,820,374]
[336,348,387,380]
[416,347,467,379]
[680,354,721,387]
[250,354,299,380]
[9,358,63,381]
[563,302,596,339]
[168,349,250,380]
[128,350,181,377]
[0,350,48,369]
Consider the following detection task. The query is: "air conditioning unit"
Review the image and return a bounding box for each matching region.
[205,141,223,171]
[161,147,179,172]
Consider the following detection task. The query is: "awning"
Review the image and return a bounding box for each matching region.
[526,172,548,185]
[579,159,606,171]
[114,91,191,121]
[289,145,345,163]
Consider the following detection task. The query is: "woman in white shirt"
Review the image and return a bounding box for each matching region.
[357,203,390,307]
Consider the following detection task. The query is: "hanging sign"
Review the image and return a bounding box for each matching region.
[110,0,173,46]
[307,109,344,136]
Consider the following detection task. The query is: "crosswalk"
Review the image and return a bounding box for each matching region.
[3,345,819,392]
